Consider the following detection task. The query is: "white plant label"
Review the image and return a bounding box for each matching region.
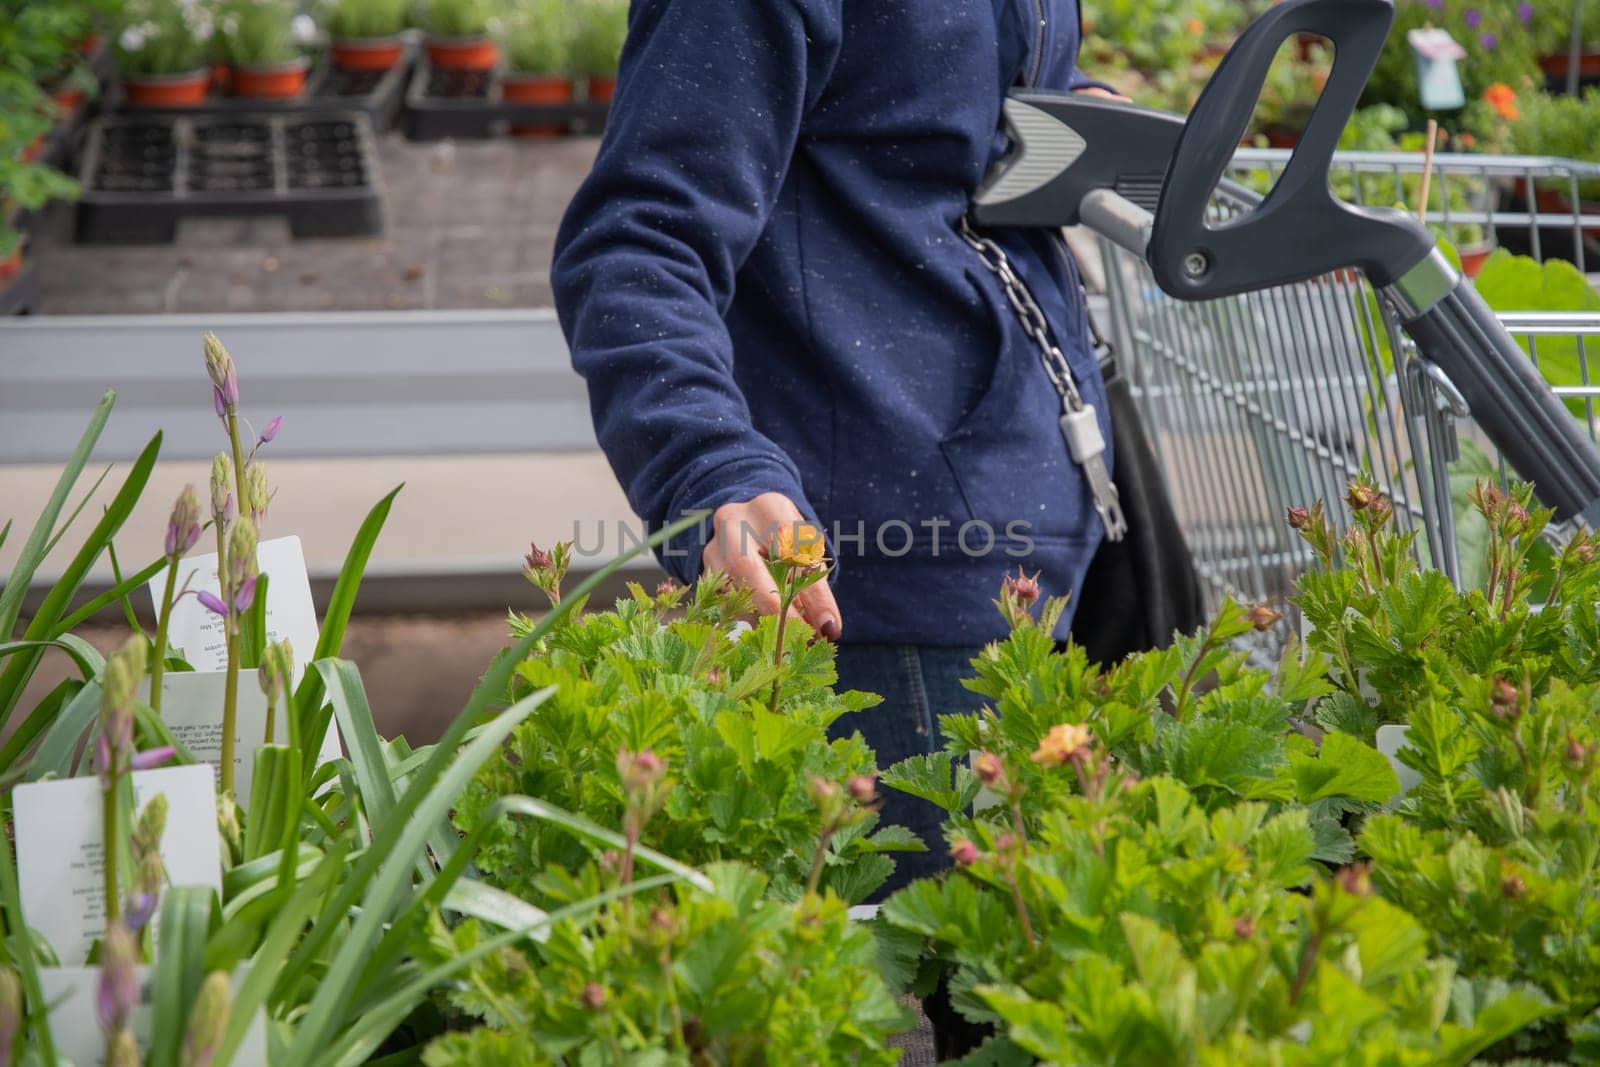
[147,534,342,772]
[38,965,267,1066]
[149,535,320,680]
[1375,725,1424,801]
[137,670,337,806]
[13,765,223,965]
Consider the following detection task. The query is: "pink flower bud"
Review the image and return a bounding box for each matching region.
[525,543,553,571]
[130,746,177,771]
[260,415,282,444]
[1248,604,1283,632]
[1286,506,1311,529]
[973,752,1004,787]
[949,839,980,866]
[847,774,877,803]
[1004,569,1041,605]
[233,573,258,614]
[213,385,228,421]
[582,983,607,1011]
[98,923,139,1034]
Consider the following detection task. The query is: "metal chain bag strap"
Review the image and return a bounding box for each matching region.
[958,214,1206,661]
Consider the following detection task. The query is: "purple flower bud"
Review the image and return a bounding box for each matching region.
[260,415,282,444]
[98,924,139,1034]
[213,385,228,421]
[94,731,114,778]
[130,746,177,771]
[1463,8,1481,27]
[196,590,228,617]
[222,368,238,409]
[1481,31,1497,49]
[1518,1,1534,23]
[233,574,258,614]
[1424,0,1443,7]
[124,892,157,934]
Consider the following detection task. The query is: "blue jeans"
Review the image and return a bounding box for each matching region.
[831,643,988,898]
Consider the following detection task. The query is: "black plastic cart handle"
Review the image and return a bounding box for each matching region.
[973,0,1600,527]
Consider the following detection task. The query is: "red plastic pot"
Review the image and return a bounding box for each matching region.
[50,84,87,117]
[1459,243,1494,280]
[586,74,616,103]
[232,58,310,99]
[0,247,22,284]
[123,68,210,107]
[424,35,498,72]
[1539,51,1600,80]
[78,34,102,57]
[503,73,574,137]
[332,35,405,71]
[18,134,45,163]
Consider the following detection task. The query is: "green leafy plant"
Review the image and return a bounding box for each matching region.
[499,0,573,75]
[423,863,911,1065]
[321,0,410,40]
[452,561,920,909]
[215,0,313,68]
[414,0,498,39]
[571,0,626,77]
[113,0,214,76]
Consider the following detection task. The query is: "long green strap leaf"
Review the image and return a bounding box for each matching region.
[282,685,555,1059]
[148,887,214,1067]
[314,485,402,662]
[52,556,166,636]
[0,787,57,1063]
[271,513,706,1013]
[0,389,114,643]
[15,679,100,783]
[0,431,162,732]
[315,659,396,839]
[215,840,347,1067]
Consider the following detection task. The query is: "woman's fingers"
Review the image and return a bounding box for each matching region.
[702,493,841,638]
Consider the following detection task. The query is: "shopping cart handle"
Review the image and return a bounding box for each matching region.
[1148,0,1436,297]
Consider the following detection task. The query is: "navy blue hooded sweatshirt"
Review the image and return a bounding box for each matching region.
[552,0,1112,646]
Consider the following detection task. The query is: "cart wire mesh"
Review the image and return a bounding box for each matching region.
[1094,148,1600,613]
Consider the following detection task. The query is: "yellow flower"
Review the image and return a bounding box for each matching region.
[1031,722,1094,767]
[771,522,828,571]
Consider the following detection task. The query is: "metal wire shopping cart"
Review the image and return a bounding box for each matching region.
[1091,149,1600,612]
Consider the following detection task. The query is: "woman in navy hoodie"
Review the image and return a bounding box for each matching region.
[553,0,1114,888]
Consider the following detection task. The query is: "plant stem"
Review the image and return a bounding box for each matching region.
[263,691,276,748]
[660,948,686,1053]
[226,413,248,528]
[1289,928,1321,1006]
[148,560,179,718]
[1008,801,1030,855]
[1005,871,1036,947]
[806,821,835,896]
[768,580,794,714]
[102,778,120,924]
[221,622,239,800]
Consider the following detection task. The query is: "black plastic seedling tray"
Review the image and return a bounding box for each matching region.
[401,63,609,141]
[75,112,383,244]
[106,53,413,132]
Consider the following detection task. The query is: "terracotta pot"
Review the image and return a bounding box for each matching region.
[586,74,616,103]
[0,246,22,284]
[123,68,210,107]
[424,35,498,72]
[332,35,405,71]
[503,73,574,137]
[78,34,102,57]
[1458,243,1495,279]
[1539,51,1600,79]
[209,62,231,93]
[232,58,310,99]
[50,84,87,117]
[1262,127,1300,149]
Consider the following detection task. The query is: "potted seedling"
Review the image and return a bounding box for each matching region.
[113,0,214,107]
[499,0,574,136]
[322,0,410,71]
[572,0,626,102]
[217,0,317,100]
[417,0,500,73]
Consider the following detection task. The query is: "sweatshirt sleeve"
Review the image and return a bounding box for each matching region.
[551,0,842,584]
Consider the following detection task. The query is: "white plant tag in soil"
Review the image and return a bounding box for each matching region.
[137,669,336,806]
[38,965,268,1066]
[13,764,223,965]
[1375,725,1424,801]
[149,534,341,770]
[151,535,320,679]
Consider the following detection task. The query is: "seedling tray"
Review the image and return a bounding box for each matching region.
[0,262,41,315]
[75,112,384,244]
[106,53,413,132]
[402,63,609,141]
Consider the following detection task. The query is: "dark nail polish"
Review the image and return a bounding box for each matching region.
[821,617,841,642]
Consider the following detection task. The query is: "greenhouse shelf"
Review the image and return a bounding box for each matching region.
[402,63,609,141]
[103,52,415,133]
[74,112,384,244]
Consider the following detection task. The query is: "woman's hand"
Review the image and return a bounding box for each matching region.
[704,492,843,641]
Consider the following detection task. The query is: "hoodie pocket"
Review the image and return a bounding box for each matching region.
[937,267,1097,545]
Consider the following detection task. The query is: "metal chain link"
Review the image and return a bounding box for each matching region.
[957,214,1085,414]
